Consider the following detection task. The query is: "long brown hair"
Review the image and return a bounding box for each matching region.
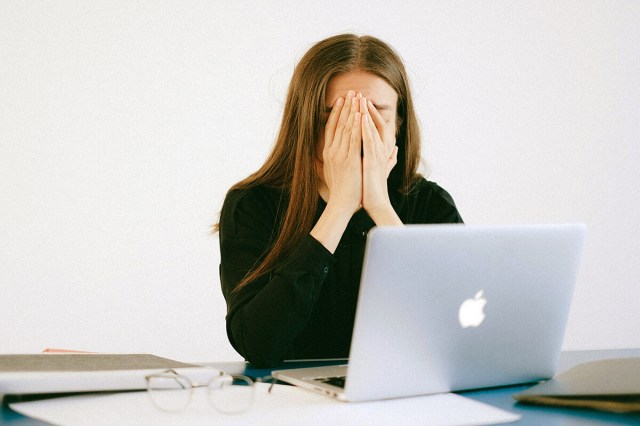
[219,34,422,291]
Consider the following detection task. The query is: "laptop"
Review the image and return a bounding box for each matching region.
[272,224,586,402]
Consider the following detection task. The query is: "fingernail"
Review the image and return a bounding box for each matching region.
[336,97,344,106]
[347,90,355,98]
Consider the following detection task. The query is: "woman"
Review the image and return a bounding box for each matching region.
[217,34,463,367]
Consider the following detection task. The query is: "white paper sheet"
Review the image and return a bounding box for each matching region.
[10,383,521,426]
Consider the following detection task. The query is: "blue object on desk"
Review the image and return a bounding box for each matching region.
[3,349,640,425]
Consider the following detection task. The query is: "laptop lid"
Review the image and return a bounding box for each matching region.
[342,223,586,401]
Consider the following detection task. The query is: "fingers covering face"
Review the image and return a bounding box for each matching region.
[325,91,359,151]
[323,91,397,159]
[349,111,362,157]
[366,99,386,133]
[365,98,396,157]
[361,98,382,152]
[324,96,345,150]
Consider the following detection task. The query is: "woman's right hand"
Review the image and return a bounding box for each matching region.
[321,90,362,215]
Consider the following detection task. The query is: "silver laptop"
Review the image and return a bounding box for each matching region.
[272,224,586,402]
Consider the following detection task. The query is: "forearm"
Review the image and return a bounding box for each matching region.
[310,201,354,253]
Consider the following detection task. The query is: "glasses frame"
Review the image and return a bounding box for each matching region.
[145,368,255,414]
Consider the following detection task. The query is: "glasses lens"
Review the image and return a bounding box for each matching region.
[208,374,255,414]
[147,374,192,412]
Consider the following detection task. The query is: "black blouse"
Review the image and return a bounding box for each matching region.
[218,178,463,367]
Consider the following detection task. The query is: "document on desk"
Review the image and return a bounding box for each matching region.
[10,383,520,426]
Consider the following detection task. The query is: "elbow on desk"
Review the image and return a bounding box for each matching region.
[244,354,283,369]
[226,324,287,368]
[231,346,285,369]
[237,340,287,368]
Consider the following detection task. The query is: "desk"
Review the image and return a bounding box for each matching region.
[2,349,639,425]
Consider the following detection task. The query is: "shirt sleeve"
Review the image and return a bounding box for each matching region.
[428,182,464,224]
[218,188,333,367]
[406,179,464,224]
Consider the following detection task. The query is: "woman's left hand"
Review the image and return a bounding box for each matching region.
[360,96,400,224]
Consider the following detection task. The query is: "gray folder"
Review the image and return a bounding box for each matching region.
[0,353,202,394]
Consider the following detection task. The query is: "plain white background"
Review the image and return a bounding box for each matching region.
[1,1,638,362]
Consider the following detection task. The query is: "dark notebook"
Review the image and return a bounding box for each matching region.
[514,358,640,413]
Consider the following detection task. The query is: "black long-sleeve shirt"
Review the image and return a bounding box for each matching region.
[218,178,463,367]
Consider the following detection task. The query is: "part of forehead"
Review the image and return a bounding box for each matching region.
[325,71,397,108]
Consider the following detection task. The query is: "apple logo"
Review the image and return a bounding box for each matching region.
[458,290,487,328]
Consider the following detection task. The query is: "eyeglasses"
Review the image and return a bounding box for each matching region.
[145,369,255,414]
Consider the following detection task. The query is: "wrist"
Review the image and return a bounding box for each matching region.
[365,203,403,226]
[325,195,360,217]
[310,201,356,254]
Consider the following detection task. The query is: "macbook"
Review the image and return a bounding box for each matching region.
[272,224,586,402]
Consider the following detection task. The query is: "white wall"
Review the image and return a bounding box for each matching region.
[1,1,638,362]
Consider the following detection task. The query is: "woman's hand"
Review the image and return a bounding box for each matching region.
[311,91,365,253]
[321,90,363,215]
[361,97,402,225]
[312,92,401,254]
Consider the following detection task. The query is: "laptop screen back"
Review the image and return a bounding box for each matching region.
[344,224,586,401]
